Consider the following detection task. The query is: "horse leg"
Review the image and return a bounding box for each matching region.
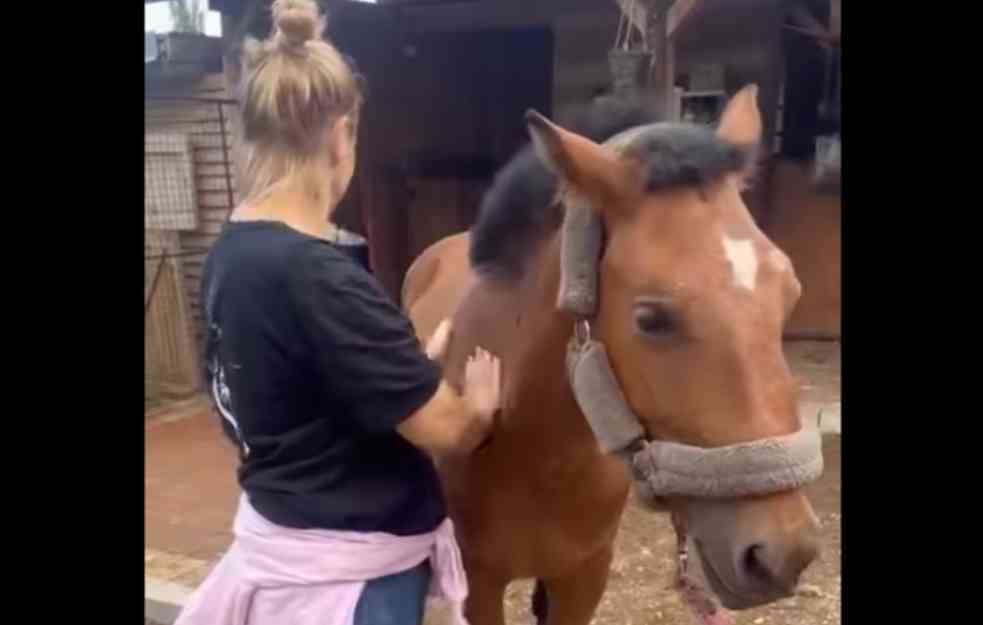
[542,547,614,625]
[531,579,549,625]
[463,564,507,625]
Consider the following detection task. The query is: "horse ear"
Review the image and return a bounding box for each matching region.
[525,109,631,211]
[716,84,762,147]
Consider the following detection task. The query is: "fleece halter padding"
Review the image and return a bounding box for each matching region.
[630,427,824,500]
[566,338,645,454]
[556,197,603,317]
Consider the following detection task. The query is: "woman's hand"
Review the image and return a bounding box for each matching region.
[463,347,502,424]
[425,319,453,361]
[398,343,502,457]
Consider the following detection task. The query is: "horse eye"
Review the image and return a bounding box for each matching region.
[633,302,679,339]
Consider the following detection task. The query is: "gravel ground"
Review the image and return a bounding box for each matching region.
[505,435,840,625]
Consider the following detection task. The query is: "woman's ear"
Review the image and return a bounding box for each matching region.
[325,114,357,164]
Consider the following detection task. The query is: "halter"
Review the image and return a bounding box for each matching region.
[558,127,824,504]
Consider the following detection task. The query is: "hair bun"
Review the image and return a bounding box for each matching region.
[273,0,323,48]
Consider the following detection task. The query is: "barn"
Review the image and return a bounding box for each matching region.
[145,3,841,621]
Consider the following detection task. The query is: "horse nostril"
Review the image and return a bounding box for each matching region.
[741,544,775,589]
[737,538,818,596]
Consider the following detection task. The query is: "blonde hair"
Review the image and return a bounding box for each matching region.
[235,0,363,204]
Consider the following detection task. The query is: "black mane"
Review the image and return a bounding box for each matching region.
[468,96,755,281]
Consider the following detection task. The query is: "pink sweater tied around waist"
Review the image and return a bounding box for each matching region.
[174,494,469,625]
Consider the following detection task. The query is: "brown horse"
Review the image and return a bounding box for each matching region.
[403,86,822,625]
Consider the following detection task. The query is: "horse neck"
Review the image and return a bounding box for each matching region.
[499,232,598,448]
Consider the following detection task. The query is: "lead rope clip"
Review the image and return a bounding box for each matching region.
[574,318,592,347]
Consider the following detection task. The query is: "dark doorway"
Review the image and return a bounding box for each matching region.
[331,18,555,300]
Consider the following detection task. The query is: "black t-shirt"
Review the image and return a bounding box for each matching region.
[200,220,446,536]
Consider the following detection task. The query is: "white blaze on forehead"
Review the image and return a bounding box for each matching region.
[722,235,759,291]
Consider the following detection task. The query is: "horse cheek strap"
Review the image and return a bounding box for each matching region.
[567,338,645,454]
[557,199,602,317]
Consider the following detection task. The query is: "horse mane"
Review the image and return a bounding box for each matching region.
[468,96,756,281]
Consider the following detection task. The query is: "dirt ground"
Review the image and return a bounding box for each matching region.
[410,434,841,625]
[496,435,840,625]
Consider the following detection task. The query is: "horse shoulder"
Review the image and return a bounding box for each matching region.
[403,232,473,340]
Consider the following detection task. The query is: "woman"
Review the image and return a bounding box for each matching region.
[174,2,501,624]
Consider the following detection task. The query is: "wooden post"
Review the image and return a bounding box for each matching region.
[648,0,675,116]
[171,250,203,394]
[659,25,675,116]
[221,13,240,93]
[722,9,783,229]
[755,11,785,230]
[362,167,412,303]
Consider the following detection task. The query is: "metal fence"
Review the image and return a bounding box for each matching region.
[145,95,238,410]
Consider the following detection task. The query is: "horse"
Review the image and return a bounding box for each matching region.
[402,86,823,625]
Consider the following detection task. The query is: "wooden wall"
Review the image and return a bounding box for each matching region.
[330,21,554,301]
[145,230,201,405]
[767,162,841,337]
[551,7,621,113]
[671,1,840,338]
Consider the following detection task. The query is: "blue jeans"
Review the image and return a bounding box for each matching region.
[353,561,431,625]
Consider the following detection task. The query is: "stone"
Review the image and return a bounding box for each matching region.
[797,583,824,598]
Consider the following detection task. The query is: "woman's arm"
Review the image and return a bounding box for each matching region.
[397,378,493,456]
[397,321,500,455]
[396,320,501,455]
[288,246,500,451]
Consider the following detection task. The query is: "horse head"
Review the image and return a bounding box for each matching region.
[525,86,822,611]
